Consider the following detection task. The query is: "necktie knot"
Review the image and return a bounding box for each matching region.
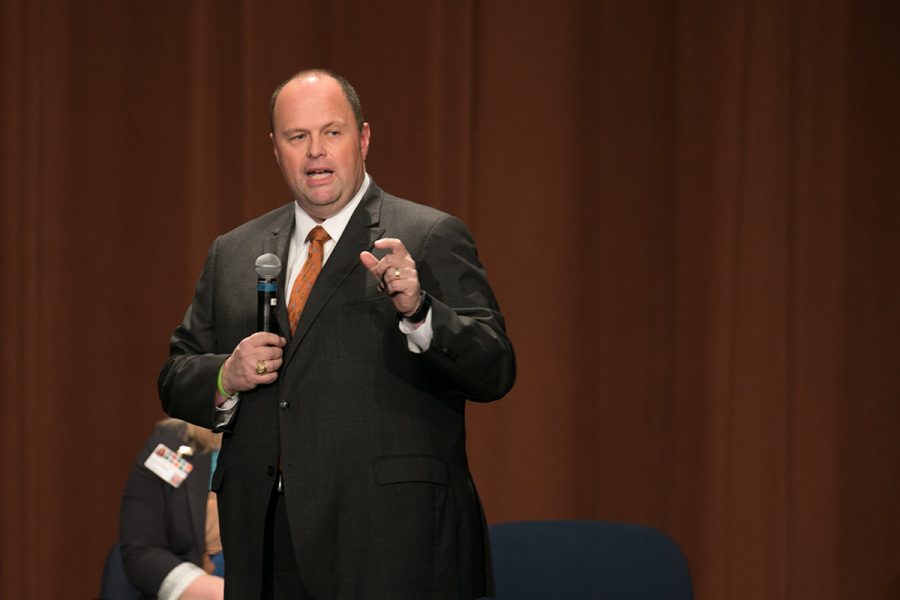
[307,226,330,244]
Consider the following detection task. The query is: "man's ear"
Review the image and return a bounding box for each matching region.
[360,122,371,161]
[270,132,281,163]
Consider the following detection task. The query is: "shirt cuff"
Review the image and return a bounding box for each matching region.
[399,308,433,353]
[214,396,239,428]
[158,561,206,600]
[217,395,239,411]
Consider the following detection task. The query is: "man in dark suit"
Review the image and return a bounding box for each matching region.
[158,69,515,600]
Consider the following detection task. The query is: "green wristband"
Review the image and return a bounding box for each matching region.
[217,363,238,399]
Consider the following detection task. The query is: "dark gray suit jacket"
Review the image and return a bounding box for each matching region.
[158,182,515,599]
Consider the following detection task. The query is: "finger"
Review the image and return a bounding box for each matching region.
[260,346,283,361]
[359,250,379,272]
[372,238,408,255]
[382,276,420,300]
[384,264,403,282]
[257,372,279,385]
[248,331,285,348]
[254,356,284,373]
[360,251,395,289]
[378,265,407,296]
[365,239,412,269]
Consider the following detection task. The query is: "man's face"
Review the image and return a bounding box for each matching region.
[270,75,370,220]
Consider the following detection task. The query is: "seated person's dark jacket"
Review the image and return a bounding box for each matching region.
[119,421,213,598]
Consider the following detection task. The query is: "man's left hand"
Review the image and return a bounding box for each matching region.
[359,238,423,316]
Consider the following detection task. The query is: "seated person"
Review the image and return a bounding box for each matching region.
[119,418,224,600]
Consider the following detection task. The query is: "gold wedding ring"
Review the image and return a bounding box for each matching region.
[394,267,401,279]
[255,360,267,375]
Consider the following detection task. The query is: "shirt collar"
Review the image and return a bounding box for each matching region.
[292,173,371,244]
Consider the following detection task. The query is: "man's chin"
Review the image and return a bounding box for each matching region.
[297,194,346,218]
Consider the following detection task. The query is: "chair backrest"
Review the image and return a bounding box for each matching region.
[487,520,693,600]
[99,544,141,600]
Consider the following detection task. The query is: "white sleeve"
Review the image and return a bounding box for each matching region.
[214,395,239,428]
[157,562,206,600]
[398,308,433,353]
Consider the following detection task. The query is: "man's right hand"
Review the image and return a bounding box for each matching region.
[220,332,287,394]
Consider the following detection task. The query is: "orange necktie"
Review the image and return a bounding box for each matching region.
[288,225,330,333]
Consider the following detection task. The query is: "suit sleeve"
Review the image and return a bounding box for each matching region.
[416,215,516,401]
[158,238,229,430]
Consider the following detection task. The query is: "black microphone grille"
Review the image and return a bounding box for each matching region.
[255,253,282,279]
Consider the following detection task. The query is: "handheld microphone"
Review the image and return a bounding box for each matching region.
[255,253,282,333]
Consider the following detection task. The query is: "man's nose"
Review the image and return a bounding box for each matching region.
[307,134,325,158]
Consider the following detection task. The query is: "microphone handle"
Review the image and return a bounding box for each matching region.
[257,278,279,333]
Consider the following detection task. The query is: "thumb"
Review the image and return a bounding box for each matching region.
[359,251,378,272]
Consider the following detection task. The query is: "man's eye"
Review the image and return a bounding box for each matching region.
[326,130,340,137]
[290,134,306,141]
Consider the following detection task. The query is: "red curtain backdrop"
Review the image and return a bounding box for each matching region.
[2,1,898,598]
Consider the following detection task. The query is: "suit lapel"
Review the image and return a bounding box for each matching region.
[285,185,385,364]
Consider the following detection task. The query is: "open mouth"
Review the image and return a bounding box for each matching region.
[307,168,334,181]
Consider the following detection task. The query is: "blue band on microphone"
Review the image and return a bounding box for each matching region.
[258,281,278,292]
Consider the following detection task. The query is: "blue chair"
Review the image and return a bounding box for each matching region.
[99,544,141,600]
[486,520,693,599]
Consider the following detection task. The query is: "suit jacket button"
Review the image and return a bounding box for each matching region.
[279,400,290,410]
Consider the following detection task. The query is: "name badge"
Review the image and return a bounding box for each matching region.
[144,443,194,487]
